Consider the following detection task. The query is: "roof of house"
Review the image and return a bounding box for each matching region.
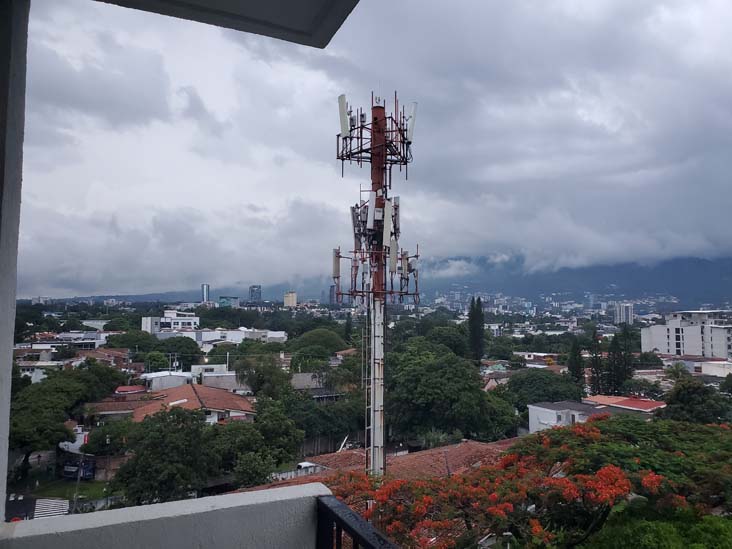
[115,385,146,394]
[583,395,665,412]
[309,439,518,479]
[87,399,152,415]
[132,384,255,421]
[530,401,600,414]
[247,439,518,492]
[608,397,666,412]
[140,371,193,379]
[583,395,627,406]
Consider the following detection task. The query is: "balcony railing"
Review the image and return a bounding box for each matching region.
[0,483,395,549]
[316,495,397,549]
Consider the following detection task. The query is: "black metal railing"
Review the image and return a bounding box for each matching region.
[316,496,397,549]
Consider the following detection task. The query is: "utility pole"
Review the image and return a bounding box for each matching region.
[334,92,419,476]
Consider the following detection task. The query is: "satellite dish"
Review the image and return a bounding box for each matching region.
[406,102,418,142]
[338,94,349,136]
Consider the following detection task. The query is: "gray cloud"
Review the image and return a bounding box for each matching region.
[16,0,732,296]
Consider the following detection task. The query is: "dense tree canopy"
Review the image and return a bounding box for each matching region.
[10,360,125,474]
[387,338,516,441]
[105,330,158,353]
[501,368,584,412]
[288,328,348,355]
[114,409,218,504]
[659,380,732,424]
[425,326,468,357]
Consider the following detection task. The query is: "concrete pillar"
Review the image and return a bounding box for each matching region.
[0,0,30,522]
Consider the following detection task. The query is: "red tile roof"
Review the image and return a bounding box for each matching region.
[246,438,518,493]
[132,385,255,421]
[612,397,666,412]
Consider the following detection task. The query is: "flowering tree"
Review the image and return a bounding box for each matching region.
[328,415,732,547]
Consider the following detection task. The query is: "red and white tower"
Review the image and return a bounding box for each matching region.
[333,93,419,476]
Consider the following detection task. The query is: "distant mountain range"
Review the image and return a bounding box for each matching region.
[60,257,732,309]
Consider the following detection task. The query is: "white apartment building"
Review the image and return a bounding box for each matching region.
[154,327,288,347]
[284,291,297,308]
[141,310,200,334]
[614,302,634,325]
[641,310,732,359]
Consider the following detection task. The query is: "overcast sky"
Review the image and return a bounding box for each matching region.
[18,0,732,297]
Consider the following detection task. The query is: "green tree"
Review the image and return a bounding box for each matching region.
[253,399,304,465]
[666,362,691,382]
[11,363,31,399]
[206,343,240,366]
[659,380,732,424]
[387,339,510,440]
[343,313,353,342]
[113,409,218,504]
[426,326,468,357]
[721,374,732,395]
[589,330,607,395]
[62,318,87,331]
[621,378,665,400]
[103,317,131,331]
[486,336,515,360]
[105,330,158,353]
[144,351,169,373]
[290,344,330,373]
[236,354,292,400]
[607,335,632,395]
[53,344,78,360]
[210,421,267,473]
[288,328,347,355]
[9,361,125,476]
[567,338,585,386]
[81,420,137,456]
[154,336,202,370]
[234,450,277,488]
[638,351,664,368]
[468,296,485,361]
[502,369,584,412]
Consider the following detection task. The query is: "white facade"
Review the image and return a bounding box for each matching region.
[527,402,598,433]
[140,371,193,391]
[142,310,200,334]
[641,310,732,358]
[155,327,287,346]
[17,361,64,383]
[699,361,732,378]
[191,363,229,377]
[614,302,634,325]
[284,291,297,308]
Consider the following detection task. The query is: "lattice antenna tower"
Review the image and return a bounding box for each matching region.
[332,92,419,476]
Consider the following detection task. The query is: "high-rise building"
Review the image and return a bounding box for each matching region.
[614,302,634,325]
[329,285,336,305]
[249,285,262,302]
[201,283,210,303]
[284,291,297,308]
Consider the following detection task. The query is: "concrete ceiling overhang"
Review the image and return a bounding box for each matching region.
[95,0,359,48]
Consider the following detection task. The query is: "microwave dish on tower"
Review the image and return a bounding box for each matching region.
[332,91,420,477]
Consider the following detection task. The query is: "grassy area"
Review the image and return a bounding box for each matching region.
[32,479,110,500]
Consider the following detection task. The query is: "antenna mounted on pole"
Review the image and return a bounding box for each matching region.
[333,92,419,477]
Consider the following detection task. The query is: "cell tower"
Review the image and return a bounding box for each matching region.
[333,92,420,476]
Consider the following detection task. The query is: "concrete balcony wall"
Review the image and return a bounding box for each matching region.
[0,483,331,549]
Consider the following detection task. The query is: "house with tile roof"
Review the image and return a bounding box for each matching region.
[131,384,256,424]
